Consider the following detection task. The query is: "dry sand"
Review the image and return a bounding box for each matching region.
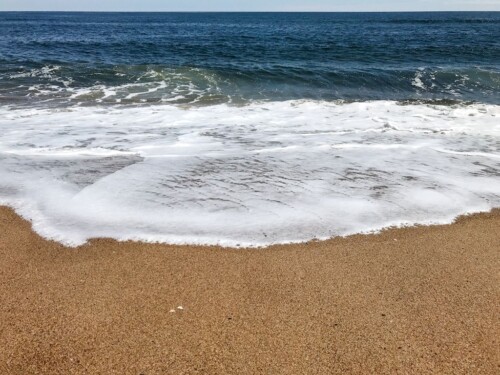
[0,206,499,374]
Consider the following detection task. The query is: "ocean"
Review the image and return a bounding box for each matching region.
[0,12,499,246]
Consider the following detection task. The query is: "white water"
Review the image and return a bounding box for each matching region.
[0,100,499,247]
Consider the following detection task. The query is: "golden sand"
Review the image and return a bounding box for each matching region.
[0,206,499,374]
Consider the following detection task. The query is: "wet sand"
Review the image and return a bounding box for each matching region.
[0,206,499,374]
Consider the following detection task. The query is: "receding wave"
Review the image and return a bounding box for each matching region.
[0,100,499,246]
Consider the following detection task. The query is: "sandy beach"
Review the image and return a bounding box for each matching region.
[0,206,498,374]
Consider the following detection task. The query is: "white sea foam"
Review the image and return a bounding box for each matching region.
[11,65,224,105]
[412,69,426,90]
[0,100,499,247]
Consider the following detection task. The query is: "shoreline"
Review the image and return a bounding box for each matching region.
[1,205,499,374]
[3,203,499,249]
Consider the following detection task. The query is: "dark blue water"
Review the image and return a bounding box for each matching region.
[1,12,499,106]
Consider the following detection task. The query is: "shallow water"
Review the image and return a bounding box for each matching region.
[1,101,499,246]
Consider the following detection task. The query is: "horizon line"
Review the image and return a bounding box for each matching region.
[1,10,499,13]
